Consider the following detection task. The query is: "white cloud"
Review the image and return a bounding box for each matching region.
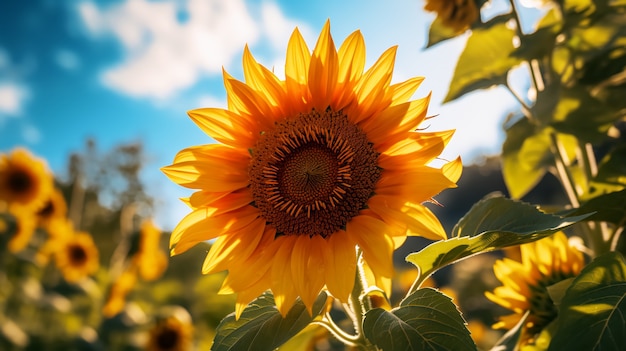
[77,0,260,99]
[21,123,41,144]
[0,83,28,117]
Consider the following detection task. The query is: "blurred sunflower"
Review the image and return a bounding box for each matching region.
[36,187,67,230]
[134,218,168,281]
[424,0,479,33]
[146,314,193,351]
[162,20,460,317]
[3,205,37,253]
[0,148,53,212]
[485,232,585,345]
[55,231,100,283]
[102,268,137,317]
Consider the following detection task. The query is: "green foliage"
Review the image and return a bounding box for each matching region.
[406,194,591,287]
[426,16,461,48]
[211,292,328,351]
[548,252,626,351]
[363,288,475,351]
[570,189,626,224]
[444,16,522,103]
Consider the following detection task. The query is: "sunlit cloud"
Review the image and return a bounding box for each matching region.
[0,83,28,117]
[76,0,309,101]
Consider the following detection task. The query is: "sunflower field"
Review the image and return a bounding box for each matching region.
[1,0,625,350]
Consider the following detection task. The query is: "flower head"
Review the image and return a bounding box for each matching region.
[162,20,460,317]
[2,205,37,253]
[486,232,585,345]
[133,218,168,281]
[0,148,53,212]
[424,0,479,33]
[55,231,100,282]
[36,187,68,231]
[146,312,193,351]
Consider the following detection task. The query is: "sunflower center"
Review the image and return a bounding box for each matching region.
[69,245,88,266]
[8,170,33,195]
[156,327,179,349]
[249,108,380,237]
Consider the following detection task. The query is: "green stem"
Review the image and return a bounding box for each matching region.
[346,249,377,350]
[549,132,580,207]
[312,315,360,347]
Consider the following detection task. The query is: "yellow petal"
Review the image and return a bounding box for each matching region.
[161,145,249,192]
[201,218,265,274]
[271,236,299,316]
[324,230,357,302]
[347,215,394,280]
[242,46,287,116]
[351,46,397,123]
[188,108,257,149]
[308,20,338,109]
[285,27,311,109]
[442,157,463,184]
[334,29,365,109]
[170,206,259,255]
[291,235,326,314]
[389,76,425,105]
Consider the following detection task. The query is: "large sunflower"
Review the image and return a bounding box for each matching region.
[0,148,53,212]
[162,20,461,317]
[485,231,585,345]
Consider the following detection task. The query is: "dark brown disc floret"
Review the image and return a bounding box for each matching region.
[249,108,380,237]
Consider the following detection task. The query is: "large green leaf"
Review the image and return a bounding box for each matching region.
[406,194,590,287]
[211,291,327,351]
[548,252,626,351]
[444,20,522,103]
[363,288,476,351]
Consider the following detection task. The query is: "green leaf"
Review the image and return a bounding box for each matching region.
[406,194,590,287]
[584,144,626,200]
[550,87,620,142]
[444,20,522,103]
[489,311,529,351]
[502,118,578,199]
[571,189,626,224]
[363,288,476,351]
[548,252,626,351]
[502,118,547,199]
[211,291,327,351]
[426,16,462,48]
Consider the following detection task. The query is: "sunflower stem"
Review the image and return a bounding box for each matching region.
[311,314,360,347]
[345,249,377,350]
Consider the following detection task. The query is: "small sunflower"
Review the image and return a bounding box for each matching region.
[102,268,138,317]
[2,205,37,253]
[36,187,68,231]
[0,148,53,212]
[424,0,480,33]
[133,219,168,281]
[162,20,461,317]
[146,314,193,351]
[485,231,585,345]
[55,231,100,283]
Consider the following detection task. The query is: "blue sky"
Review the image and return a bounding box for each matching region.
[0,0,519,229]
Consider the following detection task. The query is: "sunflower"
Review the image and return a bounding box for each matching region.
[162,20,461,317]
[102,268,138,317]
[54,231,100,283]
[424,0,480,33]
[485,231,585,345]
[2,205,37,253]
[0,148,53,212]
[133,218,168,281]
[36,187,68,231]
[146,313,193,351]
